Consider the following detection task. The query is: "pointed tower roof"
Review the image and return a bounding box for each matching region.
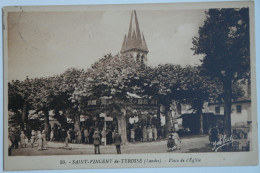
[141,32,148,51]
[121,34,127,52]
[120,10,149,53]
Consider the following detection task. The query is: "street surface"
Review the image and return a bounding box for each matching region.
[10,135,248,156]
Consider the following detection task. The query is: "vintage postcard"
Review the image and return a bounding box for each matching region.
[3,1,258,171]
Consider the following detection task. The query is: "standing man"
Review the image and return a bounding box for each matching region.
[152,125,158,141]
[114,131,122,154]
[93,131,101,154]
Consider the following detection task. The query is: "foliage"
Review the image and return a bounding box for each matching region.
[192,8,250,82]
[192,8,250,136]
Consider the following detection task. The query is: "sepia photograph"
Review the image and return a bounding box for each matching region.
[3,1,258,171]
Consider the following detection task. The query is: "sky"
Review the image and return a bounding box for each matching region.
[8,9,206,81]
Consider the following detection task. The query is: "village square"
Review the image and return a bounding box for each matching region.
[8,8,251,155]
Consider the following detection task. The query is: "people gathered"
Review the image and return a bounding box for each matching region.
[8,122,162,156]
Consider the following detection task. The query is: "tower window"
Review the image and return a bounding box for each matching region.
[215,106,220,114]
[141,55,144,64]
[136,54,140,62]
[236,105,242,113]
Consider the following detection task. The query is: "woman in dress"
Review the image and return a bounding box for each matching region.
[20,131,25,148]
[76,129,82,143]
[173,131,181,150]
[31,130,36,148]
[147,126,153,142]
[130,128,135,142]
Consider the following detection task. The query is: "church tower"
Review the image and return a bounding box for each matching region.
[120,10,149,67]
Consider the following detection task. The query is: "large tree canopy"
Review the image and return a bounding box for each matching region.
[192,8,250,137]
[192,8,250,81]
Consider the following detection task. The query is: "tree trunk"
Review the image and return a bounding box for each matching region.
[165,105,171,134]
[157,104,161,137]
[117,109,127,145]
[74,112,81,131]
[54,109,67,130]
[43,108,50,139]
[197,101,204,134]
[21,102,28,130]
[223,79,232,137]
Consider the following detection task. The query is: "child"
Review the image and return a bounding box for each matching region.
[167,135,175,151]
[147,126,153,142]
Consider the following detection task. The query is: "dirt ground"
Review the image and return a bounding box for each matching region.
[9,135,247,156]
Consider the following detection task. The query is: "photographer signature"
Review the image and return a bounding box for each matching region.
[212,135,233,152]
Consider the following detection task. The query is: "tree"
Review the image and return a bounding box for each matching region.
[192,8,250,137]
[58,68,85,131]
[8,80,24,127]
[73,53,139,144]
[29,76,60,138]
[8,78,33,130]
[132,64,183,134]
[174,66,222,134]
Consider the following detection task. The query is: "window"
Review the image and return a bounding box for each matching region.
[236,105,242,113]
[136,54,140,62]
[215,106,220,114]
[247,82,251,96]
[88,100,97,105]
[101,99,107,105]
[151,99,157,105]
[137,99,148,105]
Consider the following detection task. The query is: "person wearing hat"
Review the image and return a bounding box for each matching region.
[114,131,122,154]
[93,131,101,154]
